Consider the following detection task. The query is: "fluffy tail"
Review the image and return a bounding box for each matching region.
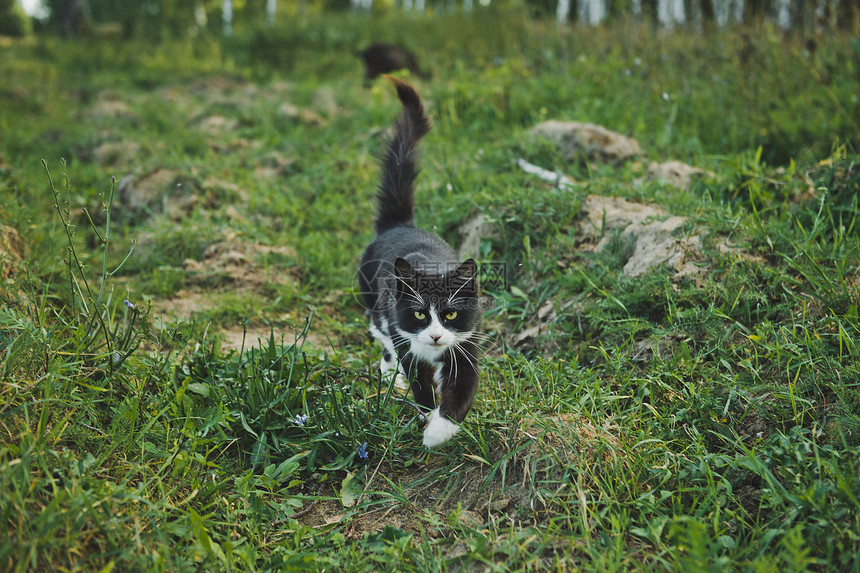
[374,76,432,234]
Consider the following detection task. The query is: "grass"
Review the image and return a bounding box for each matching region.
[2,10,860,571]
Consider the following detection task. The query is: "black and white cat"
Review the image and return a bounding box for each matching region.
[359,77,482,447]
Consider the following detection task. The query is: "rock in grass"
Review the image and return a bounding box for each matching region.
[644,160,713,191]
[530,120,641,165]
[579,195,703,278]
[457,212,494,260]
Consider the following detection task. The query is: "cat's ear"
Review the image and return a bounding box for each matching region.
[454,258,477,278]
[394,257,416,279]
[394,257,416,298]
[450,258,478,292]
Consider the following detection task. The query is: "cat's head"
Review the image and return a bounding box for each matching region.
[393,257,481,361]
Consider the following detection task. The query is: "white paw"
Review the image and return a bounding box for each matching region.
[422,408,460,447]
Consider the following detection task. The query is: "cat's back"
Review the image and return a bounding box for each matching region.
[363,225,457,266]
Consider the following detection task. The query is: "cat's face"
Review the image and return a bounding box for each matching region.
[393,257,480,361]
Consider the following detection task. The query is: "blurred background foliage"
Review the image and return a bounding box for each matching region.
[2,0,858,41]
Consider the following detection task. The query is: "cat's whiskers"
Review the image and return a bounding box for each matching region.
[446,297,469,307]
[461,331,503,356]
[448,339,480,376]
[447,269,477,305]
[400,292,426,308]
[395,275,424,304]
[405,296,426,308]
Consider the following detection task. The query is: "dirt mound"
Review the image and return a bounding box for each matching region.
[194,114,239,134]
[0,225,24,280]
[278,102,326,127]
[254,152,299,179]
[93,140,142,167]
[86,93,135,121]
[116,169,200,217]
[181,236,298,289]
[528,120,710,192]
[0,225,26,307]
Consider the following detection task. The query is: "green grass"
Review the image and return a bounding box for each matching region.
[2,11,860,572]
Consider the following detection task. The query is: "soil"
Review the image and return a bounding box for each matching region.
[146,234,317,350]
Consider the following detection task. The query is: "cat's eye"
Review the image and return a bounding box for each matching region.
[413,311,426,320]
[445,311,458,321]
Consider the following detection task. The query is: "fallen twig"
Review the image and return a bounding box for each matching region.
[391,397,429,422]
[516,158,579,189]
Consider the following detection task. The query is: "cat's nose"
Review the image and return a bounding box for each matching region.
[430,334,442,343]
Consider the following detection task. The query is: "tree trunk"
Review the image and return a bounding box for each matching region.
[743,0,767,25]
[557,0,571,24]
[57,0,89,38]
[223,0,233,36]
[700,0,715,24]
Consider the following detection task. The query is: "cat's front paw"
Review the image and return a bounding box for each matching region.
[423,408,460,447]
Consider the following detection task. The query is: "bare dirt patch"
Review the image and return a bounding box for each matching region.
[254,152,299,180]
[116,168,200,217]
[181,235,298,290]
[0,224,24,280]
[147,235,315,350]
[0,224,26,305]
[86,93,135,121]
[195,114,239,134]
[93,140,142,168]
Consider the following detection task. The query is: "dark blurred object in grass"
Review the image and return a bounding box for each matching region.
[359,43,427,83]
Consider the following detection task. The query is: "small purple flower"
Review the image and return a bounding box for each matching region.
[113,352,122,363]
[124,299,135,310]
[356,442,369,460]
[293,414,308,426]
